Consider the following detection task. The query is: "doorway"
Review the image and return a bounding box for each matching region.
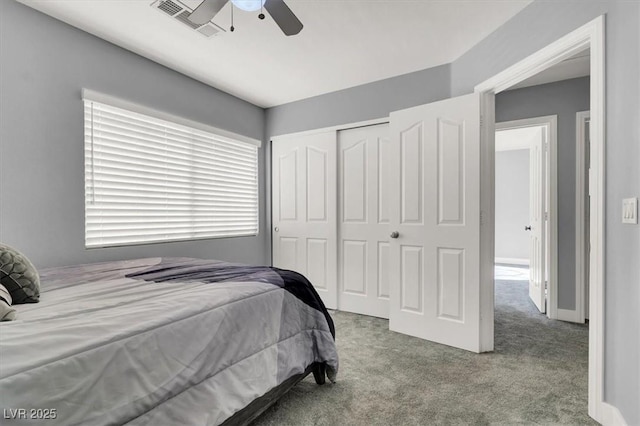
[494,117,557,316]
[474,15,605,421]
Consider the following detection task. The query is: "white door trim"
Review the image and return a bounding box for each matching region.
[576,110,591,324]
[496,116,558,320]
[474,15,606,424]
[478,92,496,352]
[270,117,390,140]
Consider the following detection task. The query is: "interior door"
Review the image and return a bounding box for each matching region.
[388,93,484,353]
[338,124,391,319]
[528,128,546,313]
[271,132,337,309]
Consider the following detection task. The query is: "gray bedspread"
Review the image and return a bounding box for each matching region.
[0,257,338,425]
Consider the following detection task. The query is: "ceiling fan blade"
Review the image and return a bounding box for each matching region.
[264,0,303,36]
[188,0,228,25]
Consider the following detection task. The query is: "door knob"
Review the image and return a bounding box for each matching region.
[274,227,279,232]
[390,231,399,239]
[525,226,532,231]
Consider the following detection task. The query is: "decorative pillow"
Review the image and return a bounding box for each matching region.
[0,243,40,304]
[0,283,17,321]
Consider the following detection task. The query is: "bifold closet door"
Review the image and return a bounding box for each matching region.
[338,124,391,319]
[271,131,338,309]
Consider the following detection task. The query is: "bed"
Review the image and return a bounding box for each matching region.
[0,257,338,425]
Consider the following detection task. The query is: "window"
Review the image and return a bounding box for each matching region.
[83,91,259,248]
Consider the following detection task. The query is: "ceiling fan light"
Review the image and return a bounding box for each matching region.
[230,0,266,12]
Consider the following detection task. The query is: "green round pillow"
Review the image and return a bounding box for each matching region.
[0,243,40,304]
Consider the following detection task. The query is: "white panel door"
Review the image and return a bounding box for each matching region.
[272,132,337,309]
[389,93,483,353]
[528,128,546,313]
[338,124,391,319]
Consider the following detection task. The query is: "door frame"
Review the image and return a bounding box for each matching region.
[474,15,606,423]
[495,116,558,319]
[576,110,591,323]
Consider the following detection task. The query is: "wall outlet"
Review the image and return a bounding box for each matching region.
[622,198,638,224]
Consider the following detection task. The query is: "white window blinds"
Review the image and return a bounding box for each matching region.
[84,98,259,248]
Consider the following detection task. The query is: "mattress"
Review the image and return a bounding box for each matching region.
[0,257,338,425]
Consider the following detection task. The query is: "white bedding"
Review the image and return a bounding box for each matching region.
[0,258,338,425]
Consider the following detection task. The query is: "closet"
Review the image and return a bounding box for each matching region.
[271,123,390,318]
[272,92,486,353]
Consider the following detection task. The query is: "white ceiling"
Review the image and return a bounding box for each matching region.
[509,49,590,91]
[17,0,532,108]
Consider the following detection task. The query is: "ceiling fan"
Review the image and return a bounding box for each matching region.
[188,0,303,36]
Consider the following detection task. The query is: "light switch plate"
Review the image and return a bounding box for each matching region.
[622,198,638,224]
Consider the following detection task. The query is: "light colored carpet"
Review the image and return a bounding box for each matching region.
[254,279,594,425]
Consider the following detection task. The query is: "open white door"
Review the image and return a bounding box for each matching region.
[271,132,338,309]
[338,124,391,319]
[389,93,484,353]
[528,128,546,313]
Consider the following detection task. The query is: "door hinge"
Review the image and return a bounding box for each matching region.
[545,212,549,221]
[480,210,486,225]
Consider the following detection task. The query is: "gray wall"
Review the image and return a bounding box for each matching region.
[495,149,529,261]
[266,64,450,138]
[452,1,640,423]
[496,77,590,309]
[264,63,451,261]
[0,0,268,268]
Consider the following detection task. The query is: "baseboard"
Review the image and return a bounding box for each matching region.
[556,308,583,323]
[495,257,529,266]
[599,401,628,426]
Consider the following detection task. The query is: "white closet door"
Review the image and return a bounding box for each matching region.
[389,93,483,353]
[338,124,391,319]
[271,132,337,309]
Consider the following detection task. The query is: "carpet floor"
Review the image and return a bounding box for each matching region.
[253,279,594,425]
